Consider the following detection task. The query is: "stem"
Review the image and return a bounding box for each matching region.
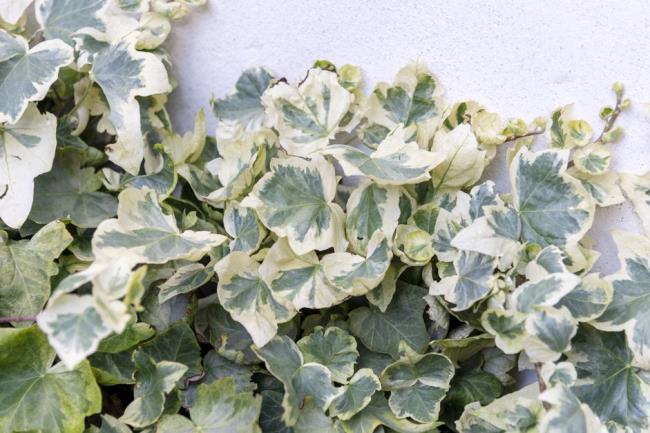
[503,128,545,144]
[534,362,551,410]
[0,316,36,323]
[595,91,623,144]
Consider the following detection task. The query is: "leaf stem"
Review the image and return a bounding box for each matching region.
[0,316,36,323]
[503,128,545,144]
[534,362,551,410]
[594,89,624,144]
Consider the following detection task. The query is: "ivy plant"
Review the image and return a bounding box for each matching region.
[0,2,647,433]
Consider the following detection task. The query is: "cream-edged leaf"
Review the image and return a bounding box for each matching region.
[213,66,274,130]
[481,309,527,354]
[262,68,354,156]
[325,125,443,185]
[430,250,497,311]
[329,368,381,420]
[91,41,171,174]
[241,155,346,255]
[224,201,267,254]
[297,326,358,384]
[523,306,578,362]
[0,0,33,25]
[93,188,226,264]
[511,273,580,313]
[0,104,58,228]
[572,169,625,207]
[573,143,611,176]
[620,172,650,235]
[540,385,607,433]
[556,273,612,322]
[215,252,293,348]
[344,180,400,255]
[0,33,73,124]
[36,0,108,45]
[321,234,392,296]
[593,231,650,368]
[511,148,594,247]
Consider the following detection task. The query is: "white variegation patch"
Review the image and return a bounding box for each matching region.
[325,125,443,185]
[36,0,108,44]
[262,68,355,157]
[241,155,346,255]
[540,385,608,433]
[0,33,73,124]
[215,252,294,347]
[0,105,57,228]
[548,105,593,149]
[524,306,578,362]
[620,172,650,235]
[570,169,625,207]
[430,124,486,192]
[0,0,33,25]
[511,273,580,313]
[91,40,171,174]
[224,201,267,254]
[573,143,611,176]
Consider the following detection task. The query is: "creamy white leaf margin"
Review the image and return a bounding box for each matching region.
[262,68,355,157]
[0,104,57,228]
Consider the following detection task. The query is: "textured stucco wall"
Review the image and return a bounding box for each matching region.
[166,0,650,273]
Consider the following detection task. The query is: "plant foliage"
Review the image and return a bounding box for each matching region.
[0,2,646,433]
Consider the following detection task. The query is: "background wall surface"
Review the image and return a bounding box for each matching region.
[166,0,650,273]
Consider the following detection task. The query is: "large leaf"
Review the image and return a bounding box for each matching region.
[349,282,429,358]
[241,155,346,255]
[593,231,650,368]
[0,326,101,433]
[0,0,33,25]
[262,68,354,156]
[30,147,118,228]
[0,32,73,124]
[212,67,274,130]
[215,252,293,347]
[568,326,650,432]
[430,124,486,191]
[157,378,262,433]
[36,0,107,45]
[511,148,594,247]
[539,385,607,433]
[0,104,58,228]
[91,41,171,174]
[0,221,71,319]
[297,326,358,383]
[325,125,443,185]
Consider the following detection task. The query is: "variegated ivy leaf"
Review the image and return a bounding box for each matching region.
[213,66,274,130]
[157,378,262,433]
[0,0,33,25]
[430,124,486,192]
[324,125,443,185]
[620,172,650,235]
[570,169,625,207]
[511,273,580,313]
[568,326,650,432]
[0,326,101,433]
[297,326,358,384]
[262,68,355,156]
[556,273,612,322]
[380,352,454,423]
[345,180,400,255]
[548,105,593,149]
[36,0,108,45]
[361,62,443,148]
[91,40,171,174]
[215,252,293,348]
[321,234,392,297]
[30,146,118,228]
[158,263,213,303]
[37,293,113,369]
[92,188,226,265]
[539,385,607,433]
[253,335,341,426]
[393,224,435,266]
[349,282,429,358]
[258,237,347,310]
[241,155,346,255]
[456,384,542,433]
[511,148,594,247]
[224,201,267,254]
[523,306,578,362]
[573,143,611,176]
[90,415,133,433]
[329,368,381,420]
[481,309,527,354]
[430,250,497,311]
[340,393,441,433]
[0,32,73,124]
[0,220,71,320]
[0,104,58,229]
[120,351,188,428]
[451,204,522,270]
[593,231,650,368]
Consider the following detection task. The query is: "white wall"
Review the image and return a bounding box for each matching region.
[166,0,650,273]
